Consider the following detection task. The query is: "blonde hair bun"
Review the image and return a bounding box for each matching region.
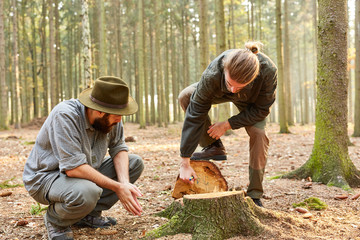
[245,41,262,54]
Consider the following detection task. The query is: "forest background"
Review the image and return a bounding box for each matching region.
[0,0,358,134]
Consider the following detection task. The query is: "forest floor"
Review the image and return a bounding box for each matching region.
[0,121,360,240]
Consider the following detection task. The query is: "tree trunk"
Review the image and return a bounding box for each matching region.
[164,2,170,124]
[54,0,62,102]
[170,16,177,123]
[31,2,39,118]
[41,0,48,116]
[0,0,7,129]
[98,0,106,76]
[49,0,56,108]
[11,0,21,129]
[149,20,155,125]
[199,0,209,73]
[353,0,360,137]
[20,1,30,123]
[284,0,293,126]
[81,0,92,88]
[154,0,164,127]
[230,0,236,48]
[115,0,123,79]
[137,0,145,129]
[284,0,360,189]
[303,25,310,124]
[276,0,289,133]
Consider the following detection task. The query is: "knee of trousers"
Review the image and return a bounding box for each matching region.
[129,156,145,184]
[246,126,269,145]
[63,181,103,213]
[178,85,196,111]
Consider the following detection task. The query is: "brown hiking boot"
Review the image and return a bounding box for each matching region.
[190,139,227,161]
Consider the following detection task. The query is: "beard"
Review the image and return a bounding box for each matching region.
[92,113,117,134]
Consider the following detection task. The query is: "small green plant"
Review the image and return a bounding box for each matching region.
[0,177,23,189]
[23,141,35,145]
[292,197,328,210]
[153,175,160,180]
[30,203,48,215]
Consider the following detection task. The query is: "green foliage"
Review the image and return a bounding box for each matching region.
[30,203,48,215]
[0,177,23,189]
[23,141,35,145]
[292,197,327,210]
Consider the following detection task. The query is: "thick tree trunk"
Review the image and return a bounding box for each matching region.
[284,0,360,189]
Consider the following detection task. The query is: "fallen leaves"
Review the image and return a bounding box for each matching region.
[350,192,360,200]
[0,191,12,197]
[334,195,348,200]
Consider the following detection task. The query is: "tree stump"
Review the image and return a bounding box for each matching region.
[146,191,269,240]
[172,160,228,199]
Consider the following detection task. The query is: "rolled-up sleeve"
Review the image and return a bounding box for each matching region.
[48,114,87,172]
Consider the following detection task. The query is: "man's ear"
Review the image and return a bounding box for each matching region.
[96,111,105,117]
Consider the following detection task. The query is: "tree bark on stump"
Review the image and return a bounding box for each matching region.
[145,191,269,239]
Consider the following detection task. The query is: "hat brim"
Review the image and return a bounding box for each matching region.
[78,88,138,116]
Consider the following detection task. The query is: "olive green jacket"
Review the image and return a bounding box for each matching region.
[180,50,278,158]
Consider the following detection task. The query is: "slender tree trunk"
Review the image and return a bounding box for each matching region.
[297,39,304,125]
[115,0,123,78]
[21,1,30,123]
[12,0,21,129]
[31,2,39,118]
[149,21,155,125]
[284,0,293,126]
[54,0,62,102]
[276,0,289,133]
[199,0,209,72]
[250,0,255,39]
[164,3,170,124]
[170,16,177,123]
[0,0,7,129]
[137,0,145,128]
[49,0,56,108]
[154,0,164,127]
[98,0,106,76]
[303,25,310,124]
[81,0,92,88]
[41,0,48,116]
[353,0,360,137]
[230,0,236,48]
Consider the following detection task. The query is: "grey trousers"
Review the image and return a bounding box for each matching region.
[36,154,144,227]
[178,84,269,199]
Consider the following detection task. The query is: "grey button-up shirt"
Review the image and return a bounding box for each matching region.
[23,99,128,198]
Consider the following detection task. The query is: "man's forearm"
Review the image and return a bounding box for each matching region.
[113,151,130,184]
[65,164,120,192]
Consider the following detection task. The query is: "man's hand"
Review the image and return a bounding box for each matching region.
[207,121,231,140]
[179,158,197,184]
[115,182,143,216]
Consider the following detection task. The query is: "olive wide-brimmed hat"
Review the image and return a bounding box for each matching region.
[79,76,138,116]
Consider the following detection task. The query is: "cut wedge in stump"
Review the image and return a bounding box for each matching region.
[172,160,228,199]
